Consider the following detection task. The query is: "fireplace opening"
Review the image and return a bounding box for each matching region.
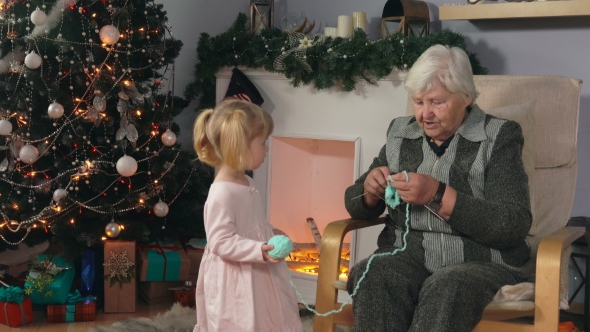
[268,136,359,280]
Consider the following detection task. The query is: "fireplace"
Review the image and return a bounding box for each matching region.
[267,136,358,279]
[215,68,409,304]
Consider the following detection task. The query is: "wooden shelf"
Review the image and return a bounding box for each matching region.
[439,1,590,20]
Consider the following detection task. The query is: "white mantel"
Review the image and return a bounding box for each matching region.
[216,68,409,303]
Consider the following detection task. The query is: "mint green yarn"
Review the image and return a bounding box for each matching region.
[292,171,411,317]
[385,185,400,208]
[268,235,293,259]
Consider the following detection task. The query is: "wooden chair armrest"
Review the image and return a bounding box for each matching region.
[315,217,386,318]
[533,226,585,326]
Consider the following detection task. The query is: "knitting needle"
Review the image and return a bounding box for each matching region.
[350,191,386,202]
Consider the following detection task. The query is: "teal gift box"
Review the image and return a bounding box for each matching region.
[24,255,75,305]
[137,240,190,281]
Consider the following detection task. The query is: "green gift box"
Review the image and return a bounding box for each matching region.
[24,255,75,305]
[137,240,190,282]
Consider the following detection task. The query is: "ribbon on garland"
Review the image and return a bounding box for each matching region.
[273,33,327,72]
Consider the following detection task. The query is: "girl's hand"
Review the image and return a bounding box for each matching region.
[262,244,282,264]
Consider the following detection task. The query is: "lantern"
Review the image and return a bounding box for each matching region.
[250,0,274,34]
[381,0,430,38]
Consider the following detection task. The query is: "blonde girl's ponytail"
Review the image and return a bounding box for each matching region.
[219,109,250,171]
[193,109,222,167]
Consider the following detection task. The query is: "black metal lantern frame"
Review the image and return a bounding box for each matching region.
[381,0,430,38]
[250,0,274,34]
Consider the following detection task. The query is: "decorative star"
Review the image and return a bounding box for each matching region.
[299,37,313,48]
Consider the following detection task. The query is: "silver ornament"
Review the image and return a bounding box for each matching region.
[105,221,121,238]
[116,155,138,177]
[0,119,12,135]
[161,129,177,146]
[30,9,47,26]
[99,25,120,45]
[153,200,169,217]
[48,102,64,119]
[19,144,39,164]
[53,188,67,202]
[24,52,42,69]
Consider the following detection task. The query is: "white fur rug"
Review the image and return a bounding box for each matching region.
[88,303,353,332]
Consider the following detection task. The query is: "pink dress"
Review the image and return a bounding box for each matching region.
[194,177,303,332]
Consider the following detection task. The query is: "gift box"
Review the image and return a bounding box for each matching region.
[137,240,191,282]
[172,282,196,308]
[184,247,204,277]
[103,241,136,313]
[24,255,75,305]
[0,297,34,327]
[138,281,184,304]
[46,291,97,323]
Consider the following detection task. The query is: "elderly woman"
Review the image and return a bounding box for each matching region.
[345,44,532,332]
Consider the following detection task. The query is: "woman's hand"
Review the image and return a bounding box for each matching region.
[389,172,439,205]
[262,244,282,264]
[363,166,391,208]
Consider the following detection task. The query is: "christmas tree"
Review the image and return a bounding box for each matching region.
[0,0,212,257]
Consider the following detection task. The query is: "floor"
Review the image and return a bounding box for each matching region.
[4,298,587,331]
[2,296,177,332]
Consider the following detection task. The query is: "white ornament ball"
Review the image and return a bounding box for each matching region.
[0,119,12,135]
[19,144,39,164]
[53,188,67,202]
[161,129,177,146]
[99,25,120,45]
[30,9,47,26]
[153,200,169,217]
[48,102,64,119]
[24,52,42,69]
[116,155,138,177]
[105,221,121,238]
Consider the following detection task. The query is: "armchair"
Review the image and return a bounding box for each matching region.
[313,75,584,332]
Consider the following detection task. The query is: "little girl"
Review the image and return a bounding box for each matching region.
[192,100,303,332]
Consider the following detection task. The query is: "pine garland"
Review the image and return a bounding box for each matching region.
[185,13,488,111]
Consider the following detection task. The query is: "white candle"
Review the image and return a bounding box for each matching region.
[352,12,367,32]
[324,27,337,38]
[337,15,353,39]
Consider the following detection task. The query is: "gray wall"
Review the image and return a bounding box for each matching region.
[159,0,589,218]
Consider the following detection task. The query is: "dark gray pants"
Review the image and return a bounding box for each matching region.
[347,250,521,332]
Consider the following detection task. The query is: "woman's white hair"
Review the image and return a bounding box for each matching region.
[404,44,478,105]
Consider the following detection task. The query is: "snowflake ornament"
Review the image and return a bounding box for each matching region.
[104,250,135,279]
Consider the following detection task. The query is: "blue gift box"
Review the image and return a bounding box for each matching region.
[24,255,75,305]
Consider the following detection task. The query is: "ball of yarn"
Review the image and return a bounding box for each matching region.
[267,235,293,259]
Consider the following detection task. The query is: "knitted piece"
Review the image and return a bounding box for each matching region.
[385,185,400,209]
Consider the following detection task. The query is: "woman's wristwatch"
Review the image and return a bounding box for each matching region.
[425,181,446,212]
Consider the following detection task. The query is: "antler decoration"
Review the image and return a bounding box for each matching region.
[290,16,316,35]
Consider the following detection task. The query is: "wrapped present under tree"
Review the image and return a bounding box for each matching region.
[47,290,97,323]
[103,241,136,313]
[138,240,191,281]
[0,283,34,328]
[24,255,75,305]
[171,281,196,308]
